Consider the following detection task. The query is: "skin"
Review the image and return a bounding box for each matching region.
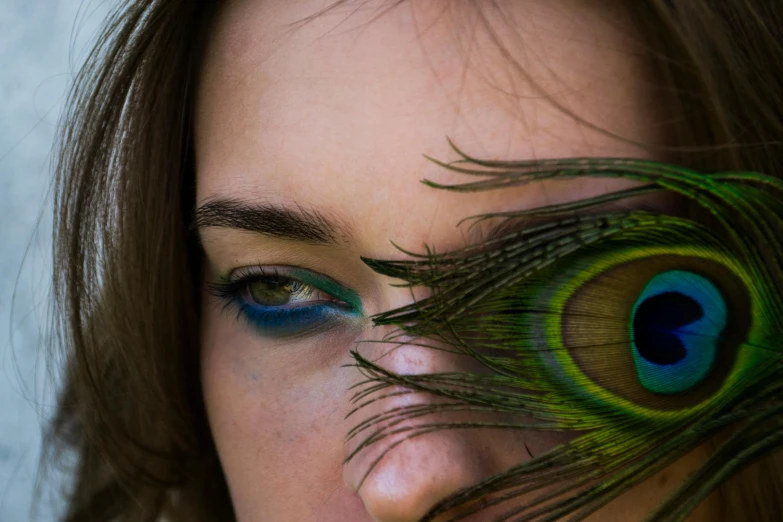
[195,1,717,520]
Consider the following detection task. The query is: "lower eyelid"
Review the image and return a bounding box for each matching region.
[236,299,355,337]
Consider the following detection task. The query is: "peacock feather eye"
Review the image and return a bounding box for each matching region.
[538,243,754,414]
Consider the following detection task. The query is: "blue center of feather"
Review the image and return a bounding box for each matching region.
[630,270,727,394]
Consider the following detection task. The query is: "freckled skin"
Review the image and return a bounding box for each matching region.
[195,1,718,521]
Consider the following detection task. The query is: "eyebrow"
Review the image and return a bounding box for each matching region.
[194,199,348,245]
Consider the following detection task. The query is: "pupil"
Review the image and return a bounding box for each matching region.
[632,292,703,365]
[249,278,293,306]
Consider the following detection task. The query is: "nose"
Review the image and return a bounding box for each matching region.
[342,337,521,522]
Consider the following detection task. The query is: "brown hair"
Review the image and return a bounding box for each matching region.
[43,1,783,521]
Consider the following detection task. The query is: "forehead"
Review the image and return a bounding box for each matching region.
[195,0,662,254]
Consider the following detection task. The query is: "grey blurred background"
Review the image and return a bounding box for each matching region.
[1,1,114,520]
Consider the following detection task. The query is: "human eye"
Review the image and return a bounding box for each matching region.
[208,265,363,338]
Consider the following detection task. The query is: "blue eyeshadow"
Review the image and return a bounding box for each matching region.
[236,299,355,337]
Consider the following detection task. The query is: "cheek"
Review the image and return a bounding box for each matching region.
[199,298,359,520]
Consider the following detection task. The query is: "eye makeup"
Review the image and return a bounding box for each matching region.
[208,265,364,338]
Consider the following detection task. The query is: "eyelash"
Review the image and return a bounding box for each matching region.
[208,266,359,337]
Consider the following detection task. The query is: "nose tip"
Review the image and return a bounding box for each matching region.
[347,428,491,522]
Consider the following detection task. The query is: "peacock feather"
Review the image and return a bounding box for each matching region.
[345,139,783,521]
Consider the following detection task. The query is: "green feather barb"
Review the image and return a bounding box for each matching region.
[348,140,783,522]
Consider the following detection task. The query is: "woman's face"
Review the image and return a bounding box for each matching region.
[195,1,716,520]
